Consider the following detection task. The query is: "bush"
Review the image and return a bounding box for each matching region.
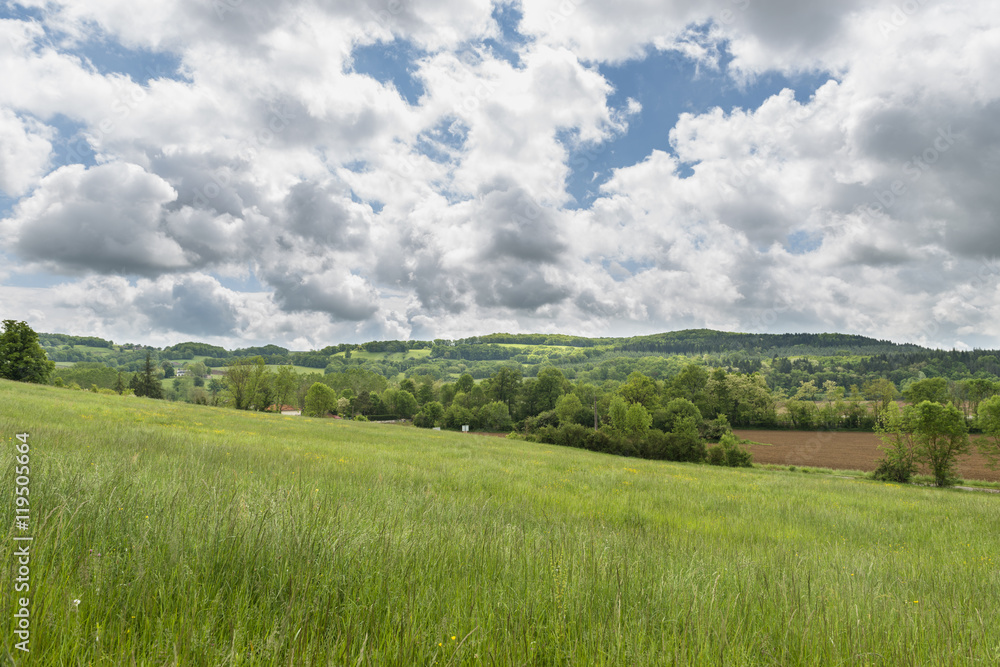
[523,410,559,433]
[872,457,914,483]
[707,434,753,467]
[666,416,707,463]
[707,445,726,466]
[702,414,732,442]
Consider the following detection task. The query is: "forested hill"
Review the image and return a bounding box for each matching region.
[613,330,926,357]
[40,328,933,364]
[37,326,1000,402]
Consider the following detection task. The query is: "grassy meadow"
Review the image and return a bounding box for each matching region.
[2,380,999,665]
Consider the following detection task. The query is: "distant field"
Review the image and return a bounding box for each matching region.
[264,364,325,375]
[495,343,579,352]
[2,380,999,664]
[330,348,432,362]
[736,429,1000,482]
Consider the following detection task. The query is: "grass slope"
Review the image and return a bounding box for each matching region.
[1,380,999,665]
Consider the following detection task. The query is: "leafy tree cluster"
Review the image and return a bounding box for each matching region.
[0,320,55,384]
[38,333,114,349]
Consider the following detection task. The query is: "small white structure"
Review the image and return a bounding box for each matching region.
[461,425,469,432]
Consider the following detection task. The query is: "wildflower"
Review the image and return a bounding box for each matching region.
[72,599,81,610]
[452,636,456,641]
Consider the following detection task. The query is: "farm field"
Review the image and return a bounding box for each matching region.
[1,380,999,665]
[735,430,1000,482]
[329,348,432,362]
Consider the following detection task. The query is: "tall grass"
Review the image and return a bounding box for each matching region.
[1,380,998,665]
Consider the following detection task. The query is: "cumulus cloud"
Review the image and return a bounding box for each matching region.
[2,162,188,274]
[0,108,53,196]
[1,0,999,348]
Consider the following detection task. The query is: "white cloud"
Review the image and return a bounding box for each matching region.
[0,107,53,196]
[2,162,189,274]
[1,0,999,347]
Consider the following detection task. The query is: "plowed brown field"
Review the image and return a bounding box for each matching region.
[734,429,1000,482]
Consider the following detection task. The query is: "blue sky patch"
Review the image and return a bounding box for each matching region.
[785,230,824,255]
[562,45,832,207]
[350,39,426,105]
[483,3,527,67]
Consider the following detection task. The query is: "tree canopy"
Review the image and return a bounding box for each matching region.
[0,320,55,384]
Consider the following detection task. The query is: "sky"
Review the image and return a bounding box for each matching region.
[0,0,998,350]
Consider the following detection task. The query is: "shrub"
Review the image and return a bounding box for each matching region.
[872,457,914,483]
[666,416,707,463]
[702,414,732,442]
[707,445,726,466]
[707,434,753,467]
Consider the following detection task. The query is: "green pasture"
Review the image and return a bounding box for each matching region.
[1,380,998,665]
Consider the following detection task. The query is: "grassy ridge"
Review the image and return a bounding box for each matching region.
[1,380,999,665]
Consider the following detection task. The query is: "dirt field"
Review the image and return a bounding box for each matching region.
[734,430,1000,482]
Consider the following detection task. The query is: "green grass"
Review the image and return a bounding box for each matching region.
[330,349,431,362]
[2,380,999,665]
[495,343,579,352]
[263,365,325,375]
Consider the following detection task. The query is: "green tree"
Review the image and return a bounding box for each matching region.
[488,366,522,414]
[304,382,337,417]
[273,366,298,410]
[668,415,706,463]
[619,371,659,410]
[416,382,435,406]
[793,380,820,401]
[662,398,702,433]
[0,320,55,384]
[413,401,445,428]
[114,372,125,395]
[223,356,266,410]
[784,399,817,429]
[668,364,709,410]
[872,401,916,483]
[976,395,1000,469]
[455,373,475,394]
[133,352,164,399]
[253,369,276,411]
[863,378,898,419]
[608,396,629,434]
[162,361,175,378]
[903,377,950,406]
[910,400,970,487]
[623,402,652,438]
[555,393,584,426]
[388,389,419,419]
[479,401,513,431]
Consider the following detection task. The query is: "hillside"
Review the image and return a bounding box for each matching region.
[39,328,1000,403]
[1,380,999,664]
